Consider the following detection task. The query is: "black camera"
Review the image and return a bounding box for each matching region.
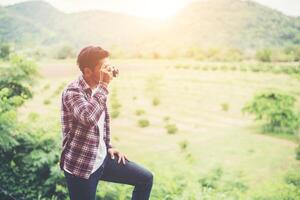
[107,65,119,77]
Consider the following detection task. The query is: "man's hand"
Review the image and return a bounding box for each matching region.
[108,148,128,165]
[99,65,113,86]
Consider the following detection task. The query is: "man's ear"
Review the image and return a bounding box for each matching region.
[83,67,91,76]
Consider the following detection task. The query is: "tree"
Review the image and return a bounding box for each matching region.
[0,55,67,199]
[242,90,300,135]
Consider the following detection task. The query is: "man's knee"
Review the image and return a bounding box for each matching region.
[144,170,154,185]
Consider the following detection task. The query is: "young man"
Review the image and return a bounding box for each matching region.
[59,45,153,200]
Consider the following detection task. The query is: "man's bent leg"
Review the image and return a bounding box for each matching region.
[99,156,154,200]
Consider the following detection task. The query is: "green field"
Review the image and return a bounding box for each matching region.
[16,59,300,199]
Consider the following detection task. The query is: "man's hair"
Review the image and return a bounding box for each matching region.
[77,45,109,73]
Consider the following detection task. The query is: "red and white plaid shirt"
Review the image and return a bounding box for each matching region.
[59,74,113,179]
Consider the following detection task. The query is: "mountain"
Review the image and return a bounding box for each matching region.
[2,0,159,50]
[166,0,300,49]
[0,0,299,51]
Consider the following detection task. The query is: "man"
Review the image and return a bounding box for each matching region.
[59,45,154,200]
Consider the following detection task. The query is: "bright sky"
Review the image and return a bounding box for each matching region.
[0,0,299,19]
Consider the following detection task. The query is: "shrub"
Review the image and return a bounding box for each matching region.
[221,103,229,111]
[198,167,223,189]
[28,112,39,121]
[55,44,75,59]
[138,119,150,128]
[135,109,146,116]
[178,140,188,152]
[43,83,50,90]
[220,65,228,71]
[242,90,300,135]
[0,43,11,60]
[165,123,178,134]
[43,99,51,105]
[152,96,160,106]
[296,144,300,160]
[163,116,170,122]
[110,87,121,119]
[0,55,67,200]
[285,171,300,187]
[111,110,120,118]
[256,48,272,62]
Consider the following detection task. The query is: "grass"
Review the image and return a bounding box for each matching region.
[16,58,300,199]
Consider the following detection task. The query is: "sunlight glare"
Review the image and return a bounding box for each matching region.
[133,0,187,20]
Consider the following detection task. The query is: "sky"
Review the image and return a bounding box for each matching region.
[0,0,299,19]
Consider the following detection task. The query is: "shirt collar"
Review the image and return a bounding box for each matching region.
[78,74,92,93]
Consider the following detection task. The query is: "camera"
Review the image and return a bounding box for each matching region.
[106,65,119,78]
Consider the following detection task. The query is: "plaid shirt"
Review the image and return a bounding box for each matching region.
[59,74,113,179]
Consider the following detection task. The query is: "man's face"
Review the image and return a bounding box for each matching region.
[89,57,109,84]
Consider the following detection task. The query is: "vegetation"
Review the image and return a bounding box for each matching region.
[137,119,150,128]
[135,109,146,116]
[55,44,76,60]
[2,0,300,60]
[243,90,300,135]
[110,87,121,119]
[0,55,67,200]
[0,44,11,60]
[221,103,229,111]
[165,123,178,134]
[1,0,300,199]
[152,96,160,106]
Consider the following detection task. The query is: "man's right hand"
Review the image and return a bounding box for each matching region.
[99,65,113,86]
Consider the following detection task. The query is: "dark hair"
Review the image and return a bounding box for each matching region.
[77,45,109,73]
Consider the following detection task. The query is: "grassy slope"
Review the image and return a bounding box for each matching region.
[15,58,300,198]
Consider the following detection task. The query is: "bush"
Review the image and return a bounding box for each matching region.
[285,171,300,187]
[110,87,121,119]
[28,112,39,121]
[198,167,223,189]
[242,90,300,135]
[55,44,75,59]
[165,123,178,134]
[137,119,150,128]
[178,140,188,152]
[43,99,51,105]
[163,116,170,122]
[0,44,11,60]
[135,109,146,116]
[111,110,120,118]
[221,103,229,111]
[256,48,272,62]
[152,96,160,106]
[0,55,67,200]
[296,144,300,160]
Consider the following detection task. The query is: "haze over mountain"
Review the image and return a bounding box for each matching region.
[0,0,299,52]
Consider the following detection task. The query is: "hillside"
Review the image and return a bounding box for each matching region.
[0,0,300,51]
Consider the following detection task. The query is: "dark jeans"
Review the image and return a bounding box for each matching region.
[64,154,154,200]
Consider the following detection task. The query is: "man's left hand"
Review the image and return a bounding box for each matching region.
[108,148,128,165]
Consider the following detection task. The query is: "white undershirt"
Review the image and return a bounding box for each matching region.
[64,87,107,174]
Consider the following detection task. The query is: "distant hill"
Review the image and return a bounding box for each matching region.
[0,0,300,52]
[166,0,300,49]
